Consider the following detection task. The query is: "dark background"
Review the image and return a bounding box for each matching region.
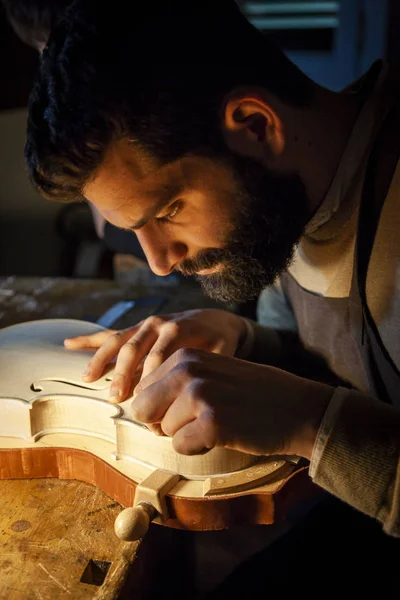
[0,0,399,278]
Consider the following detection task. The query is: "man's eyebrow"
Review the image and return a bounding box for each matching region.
[127,196,173,231]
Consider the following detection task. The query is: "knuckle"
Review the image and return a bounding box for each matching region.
[174,348,186,363]
[112,371,127,382]
[162,320,180,337]
[173,358,200,381]
[120,339,140,356]
[111,327,135,342]
[170,348,205,381]
[187,378,207,402]
[145,315,165,329]
[109,330,126,346]
[112,330,125,339]
[147,349,166,364]
[85,359,94,371]
[174,347,200,364]
[92,349,104,364]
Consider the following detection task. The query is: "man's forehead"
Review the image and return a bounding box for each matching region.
[84,138,159,210]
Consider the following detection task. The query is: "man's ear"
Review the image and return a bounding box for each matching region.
[222,94,285,162]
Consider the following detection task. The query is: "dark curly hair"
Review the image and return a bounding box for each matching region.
[1,0,71,48]
[25,0,316,203]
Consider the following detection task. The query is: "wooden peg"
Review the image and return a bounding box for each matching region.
[114,470,180,541]
[114,502,157,541]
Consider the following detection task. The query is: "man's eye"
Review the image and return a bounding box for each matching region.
[156,202,182,224]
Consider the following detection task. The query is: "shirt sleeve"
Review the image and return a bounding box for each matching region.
[309,387,349,478]
[310,387,400,537]
[257,279,298,331]
[235,280,298,364]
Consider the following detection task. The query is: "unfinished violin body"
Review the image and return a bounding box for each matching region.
[0,319,317,540]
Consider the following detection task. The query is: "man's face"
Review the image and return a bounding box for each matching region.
[84,139,310,303]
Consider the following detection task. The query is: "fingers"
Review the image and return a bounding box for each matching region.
[130,370,181,424]
[138,320,232,381]
[134,348,203,399]
[159,377,207,436]
[172,412,217,455]
[109,361,144,405]
[140,322,182,380]
[129,350,199,422]
[124,361,162,436]
[131,379,213,452]
[64,330,115,351]
[81,328,138,382]
[147,423,165,436]
[159,395,197,437]
[131,353,218,455]
[109,324,159,402]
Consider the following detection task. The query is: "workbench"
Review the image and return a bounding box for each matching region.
[0,275,221,330]
[0,275,223,600]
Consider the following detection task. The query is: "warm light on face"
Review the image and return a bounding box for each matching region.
[84,138,310,303]
[84,140,238,261]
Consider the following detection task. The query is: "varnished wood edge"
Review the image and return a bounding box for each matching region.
[0,446,319,530]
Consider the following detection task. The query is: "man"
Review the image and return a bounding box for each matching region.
[24,0,399,595]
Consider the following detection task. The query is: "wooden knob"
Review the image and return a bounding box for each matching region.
[114,502,157,541]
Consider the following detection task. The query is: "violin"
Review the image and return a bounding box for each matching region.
[0,319,317,541]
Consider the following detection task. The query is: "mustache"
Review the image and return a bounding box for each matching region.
[177,248,229,276]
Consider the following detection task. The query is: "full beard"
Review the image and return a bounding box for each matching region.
[179,153,310,304]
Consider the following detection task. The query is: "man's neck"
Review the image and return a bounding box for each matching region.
[278,85,363,217]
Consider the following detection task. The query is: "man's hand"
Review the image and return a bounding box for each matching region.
[131,348,335,460]
[64,309,247,403]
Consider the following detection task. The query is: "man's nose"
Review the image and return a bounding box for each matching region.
[136,230,187,276]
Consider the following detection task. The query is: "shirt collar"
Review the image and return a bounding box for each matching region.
[304,60,389,241]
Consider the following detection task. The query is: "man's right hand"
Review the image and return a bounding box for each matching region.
[64,309,247,404]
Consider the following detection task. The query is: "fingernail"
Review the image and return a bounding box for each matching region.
[82,368,91,380]
[109,387,121,404]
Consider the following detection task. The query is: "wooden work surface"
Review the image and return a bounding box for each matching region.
[0,275,222,330]
[0,478,140,600]
[0,275,221,599]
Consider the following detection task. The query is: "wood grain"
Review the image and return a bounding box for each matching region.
[0,478,140,600]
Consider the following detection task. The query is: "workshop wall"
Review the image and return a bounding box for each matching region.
[0,108,66,276]
[0,4,68,276]
[238,0,390,91]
